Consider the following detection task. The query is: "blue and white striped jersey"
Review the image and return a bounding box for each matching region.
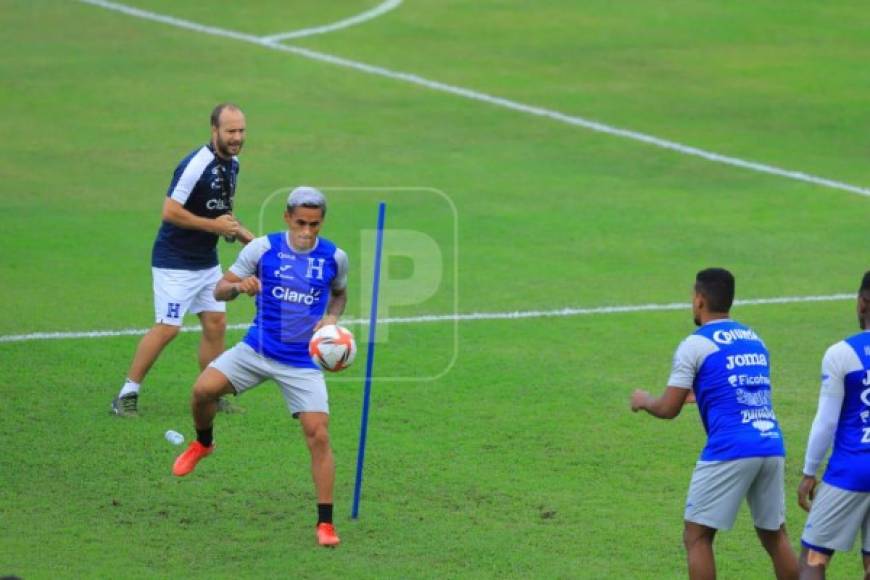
[151,144,239,270]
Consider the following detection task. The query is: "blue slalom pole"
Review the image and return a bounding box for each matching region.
[351,202,386,519]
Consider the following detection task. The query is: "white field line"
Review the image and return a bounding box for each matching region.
[261,0,402,42]
[76,0,870,198]
[0,293,853,344]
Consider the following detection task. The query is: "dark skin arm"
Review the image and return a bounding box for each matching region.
[797,475,817,512]
[630,386,691,419]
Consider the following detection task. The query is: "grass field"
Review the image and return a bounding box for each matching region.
[1,1,868,578]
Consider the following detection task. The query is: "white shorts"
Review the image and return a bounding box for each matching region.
[802,482,870,554]
[210,342,329,416]
[685,456,785,531]
[153,266,225,326]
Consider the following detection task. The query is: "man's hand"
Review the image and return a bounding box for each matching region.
[798,475,817,512]
[685,391,696,404]
[236,276,261,296]
[630,390,651,412]
[212,214,240,237]
[313,315,338,332]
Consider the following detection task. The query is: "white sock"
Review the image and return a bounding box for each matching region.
[119,379,140,398]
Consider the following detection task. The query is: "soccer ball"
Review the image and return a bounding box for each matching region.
[309,325,357,372]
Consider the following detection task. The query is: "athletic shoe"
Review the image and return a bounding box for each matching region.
[172,441,214,477]
[110,393,139,417]
[217,397,244,414]
[316,523,340,547]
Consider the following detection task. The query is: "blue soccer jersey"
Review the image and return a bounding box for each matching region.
[152,144,239,270]
[229,232,348,368]
[816,332,870,492]
[668,319,785,461]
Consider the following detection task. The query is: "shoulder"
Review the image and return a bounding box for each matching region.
[175,145,215,176]
[677,333,718,359]
[240,235,271,259]
[823,340,862,374]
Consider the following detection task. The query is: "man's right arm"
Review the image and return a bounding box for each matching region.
[215,271,260,301]
[161,198,239,237]
[799,344,846,511]
[213,235,269,301]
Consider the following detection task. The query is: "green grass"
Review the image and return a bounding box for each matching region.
[1,0,868,577]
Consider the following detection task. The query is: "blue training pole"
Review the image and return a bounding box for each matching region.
[351,202,386,519]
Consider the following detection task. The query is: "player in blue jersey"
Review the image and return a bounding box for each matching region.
[630,268,798,580]
[171,187,348,547]
[111,103,254,417]
[797,271,870,579]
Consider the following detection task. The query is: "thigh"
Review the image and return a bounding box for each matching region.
[189,266,226,315]
[746,456,786,531]
[210,343,270,394]
[802,483,868,553]
[685,458,761,531]
[270,363,329,417]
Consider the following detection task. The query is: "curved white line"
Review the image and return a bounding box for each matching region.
[261,0,402,43]
[75,0,870,198]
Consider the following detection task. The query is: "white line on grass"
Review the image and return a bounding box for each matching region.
[0,293,853,344]
[261,0,402,43]
[76,0,870,198]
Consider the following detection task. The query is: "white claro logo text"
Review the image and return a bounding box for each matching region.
[271,286,320,305]
[725,353,768,370]
[206,199,230,210]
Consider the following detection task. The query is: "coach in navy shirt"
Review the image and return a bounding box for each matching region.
[111,103,253,417]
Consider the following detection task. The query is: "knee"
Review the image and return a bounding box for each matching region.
[201,314,226,339]
[192,379,222,403]
[683,526,713,552]
[304,424,331,452]
[802,548,830,572]
[154,323,181,342]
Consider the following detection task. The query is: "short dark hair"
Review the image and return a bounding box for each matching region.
[695,268,735,313]
[210,102,242,128]
[860,270,870,298]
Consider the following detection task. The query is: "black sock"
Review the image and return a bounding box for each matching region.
[317,503,333,525]
[196,427,213,447]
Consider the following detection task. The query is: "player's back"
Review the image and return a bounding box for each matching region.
[691,319,785,462]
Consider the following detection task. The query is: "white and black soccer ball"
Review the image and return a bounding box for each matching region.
[309,324,357,372]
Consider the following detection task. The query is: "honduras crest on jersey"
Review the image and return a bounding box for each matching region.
[693,320,785,461]
[242,233,339,368]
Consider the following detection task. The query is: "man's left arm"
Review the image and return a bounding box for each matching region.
[316,287,347,331]
[315,249,349,330]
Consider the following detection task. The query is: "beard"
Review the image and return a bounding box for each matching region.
[214,134,243,158]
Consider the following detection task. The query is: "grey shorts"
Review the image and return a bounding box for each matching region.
[685,456,785,531]
[210,342,329,416]
[802,482,870,554]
